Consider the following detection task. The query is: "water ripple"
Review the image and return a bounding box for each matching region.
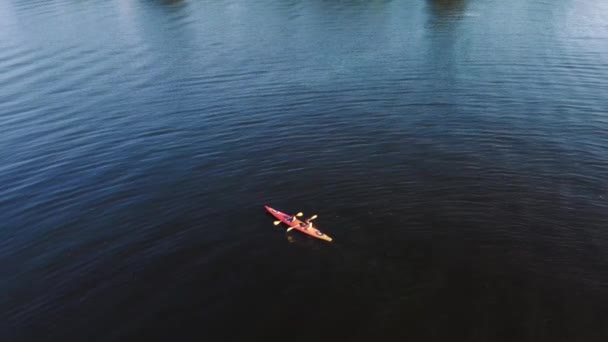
[2,0,608,341]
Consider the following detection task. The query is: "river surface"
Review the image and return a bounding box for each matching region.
[1,0,608,341]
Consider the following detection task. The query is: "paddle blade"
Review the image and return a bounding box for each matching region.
[296,212,304,217]
[309,214,318,221]
[273,221,281,226]
[286,227,294,232]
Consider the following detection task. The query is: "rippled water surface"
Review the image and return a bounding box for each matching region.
[1,0,608,341]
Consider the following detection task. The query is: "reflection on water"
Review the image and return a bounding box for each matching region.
[427,0,467,16]
[424,0,467,81]
[426,0,467,27]
[156,0,188,11]
[160,0,186,5]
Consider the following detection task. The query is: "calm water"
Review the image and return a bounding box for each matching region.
[1,0,608,340]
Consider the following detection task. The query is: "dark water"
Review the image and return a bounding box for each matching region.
[1,0,608,340]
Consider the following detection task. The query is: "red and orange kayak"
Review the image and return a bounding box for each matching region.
[265,205,333,242]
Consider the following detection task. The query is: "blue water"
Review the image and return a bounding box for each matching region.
[1,0,608,340]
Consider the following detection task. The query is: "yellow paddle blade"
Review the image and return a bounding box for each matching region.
[296,212,303,217]
[286,227,294,232]
[273,221,281,226]
[309,214,318,220]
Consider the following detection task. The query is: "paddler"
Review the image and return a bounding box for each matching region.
[299,220,312,230]
[303,214,318,229]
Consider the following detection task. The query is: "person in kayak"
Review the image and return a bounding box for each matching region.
[300,219,312,229]
[301,214,317,230]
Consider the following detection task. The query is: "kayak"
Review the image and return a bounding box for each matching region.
[265,205,333,242]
